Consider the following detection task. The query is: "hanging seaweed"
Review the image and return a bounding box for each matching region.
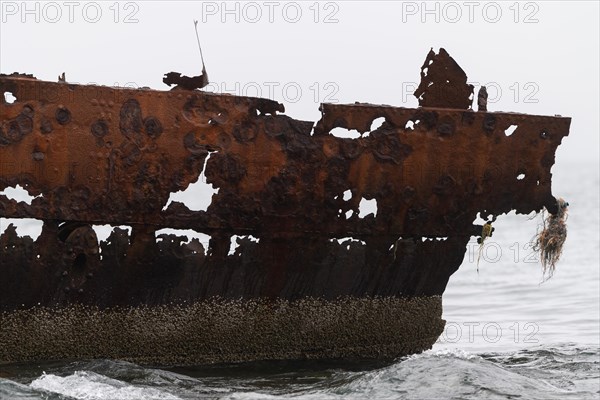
[533,198,569,280]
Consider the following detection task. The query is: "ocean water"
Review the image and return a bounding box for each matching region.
[0,161,598,399]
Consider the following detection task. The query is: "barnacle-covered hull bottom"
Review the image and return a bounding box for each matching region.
[0,296,443,365]
[0,49,570,365]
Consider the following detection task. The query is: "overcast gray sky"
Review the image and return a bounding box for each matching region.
[1,0,598,167]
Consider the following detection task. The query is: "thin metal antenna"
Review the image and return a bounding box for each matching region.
[194,20,206,69]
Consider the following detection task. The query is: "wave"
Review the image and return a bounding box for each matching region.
[0,344,597,400]
[29,370,183,400]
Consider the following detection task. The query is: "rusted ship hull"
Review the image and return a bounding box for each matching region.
[0,50,570,365]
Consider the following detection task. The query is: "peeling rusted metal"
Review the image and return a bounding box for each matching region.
[414,48,474,109]
[163,70,209,91]
[0,48,570,364]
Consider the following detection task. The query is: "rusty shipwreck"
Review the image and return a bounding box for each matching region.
[0,49,570,365]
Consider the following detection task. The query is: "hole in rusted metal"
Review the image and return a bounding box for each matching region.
[0,184,38,205]
[370,117,386,132]
[329,237,366,250]
[0,218,43,240]
[358,198,377,218]
[163,152,218,212]
[93,225,131,242]
[309,121,318,136]
[517,173,525,180]
[343,190,352,201]
[228,235,260,256]
[472,212,488,225]
[505,125,518,136]
[3,92,16,104]
[330,127,361,139]
[405,120,420,130]
[156,228,210,254]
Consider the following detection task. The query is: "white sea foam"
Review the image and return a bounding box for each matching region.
[30,371,182,400]
[426,348,479,360]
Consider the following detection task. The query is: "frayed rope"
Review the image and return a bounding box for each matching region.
[533,198,568,281]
